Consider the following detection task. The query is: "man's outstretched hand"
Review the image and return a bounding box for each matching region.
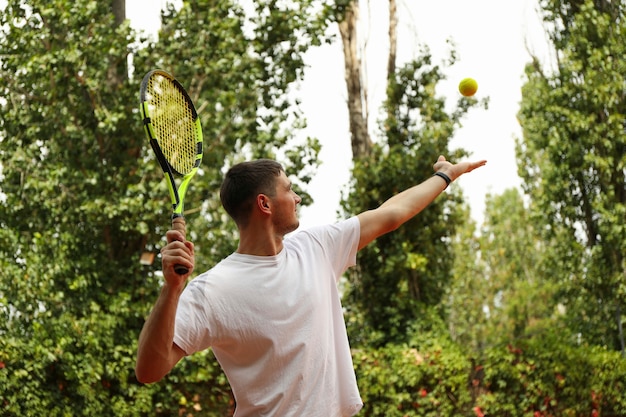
[433,155,487,182]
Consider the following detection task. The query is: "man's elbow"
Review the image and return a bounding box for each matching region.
[135,342,185,383]
[135,364,166,384]
[135,370,155,385]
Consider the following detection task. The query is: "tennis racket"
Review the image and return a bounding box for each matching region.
[140,69,203,274]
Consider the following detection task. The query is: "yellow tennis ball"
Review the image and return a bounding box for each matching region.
[458,77,478,97]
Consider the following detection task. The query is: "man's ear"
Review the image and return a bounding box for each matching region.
[257,194,271,213]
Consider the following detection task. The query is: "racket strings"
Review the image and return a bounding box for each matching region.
[146,75,198,175]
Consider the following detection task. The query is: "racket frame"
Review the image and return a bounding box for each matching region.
[139,69,203,221]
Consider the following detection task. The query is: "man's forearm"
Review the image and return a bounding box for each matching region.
[135,283,185,383]
[379,174,447,222]
[358,175,447,249]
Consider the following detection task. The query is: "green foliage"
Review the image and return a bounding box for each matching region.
[150,350,234,416]
[342,47,488,347]
[354,326,626,417]
[354,336,472,417]
[0,1,153,414]
[476,333,626,417]
[2,0,625,415]
[448,189,560,354]
[517,0,626,351]
[0,0,324,415]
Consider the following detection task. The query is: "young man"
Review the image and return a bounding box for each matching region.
[136,155,486,416]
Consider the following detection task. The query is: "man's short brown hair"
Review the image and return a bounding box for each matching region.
[220,159,284,227]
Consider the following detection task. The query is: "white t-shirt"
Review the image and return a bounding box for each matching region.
[173,217,363,417]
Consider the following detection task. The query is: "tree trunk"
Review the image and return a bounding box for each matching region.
[338,0,372,159]
[111,0,125,26]
[387,0,397,79]
[386,0,397,123]
[107,0,127,86]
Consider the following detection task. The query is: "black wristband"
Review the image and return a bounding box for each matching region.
[433,171,451,188]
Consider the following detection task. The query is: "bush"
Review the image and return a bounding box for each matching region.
[354,338,472,417]
[475,334,626,417]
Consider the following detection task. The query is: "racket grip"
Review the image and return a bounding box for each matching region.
[171,216,189,275]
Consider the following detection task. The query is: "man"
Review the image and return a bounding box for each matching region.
[136,155,486,416]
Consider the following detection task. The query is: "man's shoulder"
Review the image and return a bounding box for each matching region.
[291,216,359,239]
[285,216,360,254]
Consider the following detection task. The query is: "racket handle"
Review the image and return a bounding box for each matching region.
[171,216,189,275]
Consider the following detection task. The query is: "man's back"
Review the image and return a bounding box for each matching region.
[173,218,364,416]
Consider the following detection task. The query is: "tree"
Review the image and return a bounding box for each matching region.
[340,52,487,346]
[337,0,373,158]
[516,0,626,353]
[0,0,154,414]
[335,0,397,159]
[0,0,328,414]
[447,189,560,354]
[326,0,487,346]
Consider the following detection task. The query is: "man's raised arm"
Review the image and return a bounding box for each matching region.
[135,228,194,383]
[357,155,486,250]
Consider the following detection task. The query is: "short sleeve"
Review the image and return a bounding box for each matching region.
[173,281,212,355]
[294,217,360,279]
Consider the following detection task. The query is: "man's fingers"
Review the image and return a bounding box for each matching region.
[166,229,186,244]
[468,160,487,172]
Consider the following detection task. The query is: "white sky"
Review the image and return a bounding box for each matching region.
[126,0,552,229]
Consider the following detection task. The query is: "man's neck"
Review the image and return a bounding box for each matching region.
[236,227,284,256]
